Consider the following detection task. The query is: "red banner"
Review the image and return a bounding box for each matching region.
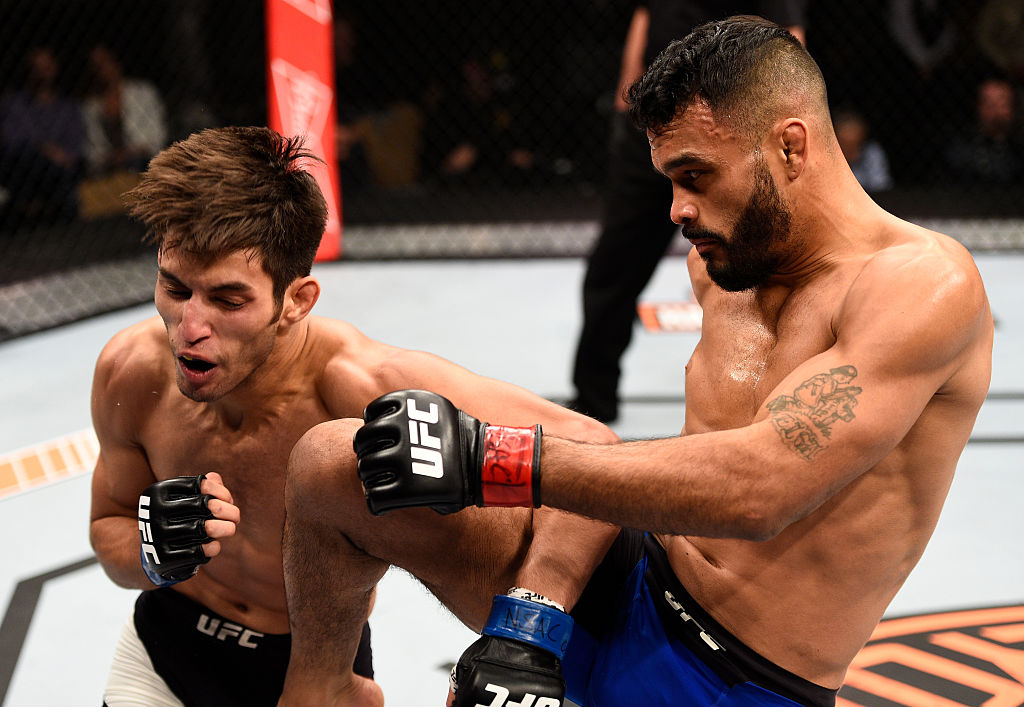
[266,0,341,260]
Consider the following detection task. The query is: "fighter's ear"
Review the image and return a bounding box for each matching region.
[777,118,808,181]
[281,276,320,324]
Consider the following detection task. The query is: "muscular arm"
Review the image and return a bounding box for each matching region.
[89,329,164,589]
[543,250,991,538]
[372,350,622,609]
[89,324,235,589]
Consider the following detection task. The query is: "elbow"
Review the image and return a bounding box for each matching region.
[89,517,145,590]
[741,518,786,542]
[559,416,620,445]
[733,513,782,542]
[731,497,795,542]
[88,518,112,559]
[88,528,101,559]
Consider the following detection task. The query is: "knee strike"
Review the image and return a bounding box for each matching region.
[286,418,365,517]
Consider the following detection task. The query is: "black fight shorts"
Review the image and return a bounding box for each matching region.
[133,588,373,706]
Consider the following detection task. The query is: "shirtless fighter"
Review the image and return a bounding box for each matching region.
[89,126,618,706]
[282,16,993,707]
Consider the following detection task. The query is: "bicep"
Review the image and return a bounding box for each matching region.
[755,350,921,485]
[755,273,982,486]
[89,363,156,523]
[89,432,156,524]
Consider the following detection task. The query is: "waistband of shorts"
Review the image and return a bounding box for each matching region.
[136,588,290,649]
[643,536,838,707]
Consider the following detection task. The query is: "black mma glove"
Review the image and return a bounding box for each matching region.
[450,591,572,707]
[353,389,543,516]
[137,475,215,587]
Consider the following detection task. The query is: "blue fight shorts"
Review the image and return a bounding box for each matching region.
[563,532,838,707]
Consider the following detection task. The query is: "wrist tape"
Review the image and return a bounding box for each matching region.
[506,586,566,612]
[482,593,573,659]
[480,424,543,508]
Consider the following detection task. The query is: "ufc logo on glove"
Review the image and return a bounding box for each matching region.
[407,397,444,478]
[477,683,560,707]
[355,389,543,515]
[138,495,162,566]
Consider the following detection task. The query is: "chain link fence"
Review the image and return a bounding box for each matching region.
[1,0,1022,340]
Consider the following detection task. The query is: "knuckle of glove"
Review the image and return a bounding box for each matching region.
[364,485,408,517]
[142,477,214,549]
[455,637,564,707]
[357,390,472,515]
[463,635,562,674]
[161,543,210,576]
[367,390,405,416]
[149,474,205,501]
[354,433,401,480]
[353,418,399,457]
[155,495,214,532]
[361,390,412,423]
[139,476,214,586]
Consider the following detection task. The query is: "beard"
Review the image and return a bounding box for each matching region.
[690,158,792,292]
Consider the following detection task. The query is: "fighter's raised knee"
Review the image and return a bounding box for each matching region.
[286,418,365,507]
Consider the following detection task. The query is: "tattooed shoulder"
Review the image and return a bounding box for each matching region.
[765,365,862,460]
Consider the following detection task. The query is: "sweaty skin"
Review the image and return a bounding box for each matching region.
[88,253,394,632]
[89,248,617,668]
[540,101,993,689]
[661,232,991,688]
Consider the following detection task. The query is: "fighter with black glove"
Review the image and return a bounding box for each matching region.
[449,589,573,707]
[353,389,542,515]
[355,390,573,704]
[137,474,216,587]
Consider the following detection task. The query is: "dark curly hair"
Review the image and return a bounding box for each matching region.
[628,15,829,144]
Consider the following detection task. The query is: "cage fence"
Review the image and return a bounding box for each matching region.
[0,0,1021,341]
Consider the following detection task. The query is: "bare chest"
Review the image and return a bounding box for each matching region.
[140,402,332,526]
[686,292,836,429]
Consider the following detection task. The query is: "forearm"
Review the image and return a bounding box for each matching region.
[90,515,154,590]
[538,427,814,540]
[513,508,618,610]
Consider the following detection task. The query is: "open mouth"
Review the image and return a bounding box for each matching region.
[178,354,216,373]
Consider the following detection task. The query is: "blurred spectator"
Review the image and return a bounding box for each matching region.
[81,44,168,176]
[334,9,373,192]
[834,107,893,192]
[946,76,1023,184]
[424,51,538,187]
[882,0,977,182]
[0,45,85,225]
[976,0,1024,84]
[334,9,424,192]
[887,0,959,81]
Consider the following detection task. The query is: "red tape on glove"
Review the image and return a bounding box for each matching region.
[480,425,537,507]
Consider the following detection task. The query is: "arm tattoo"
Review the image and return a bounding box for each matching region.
[765,365,862,460]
